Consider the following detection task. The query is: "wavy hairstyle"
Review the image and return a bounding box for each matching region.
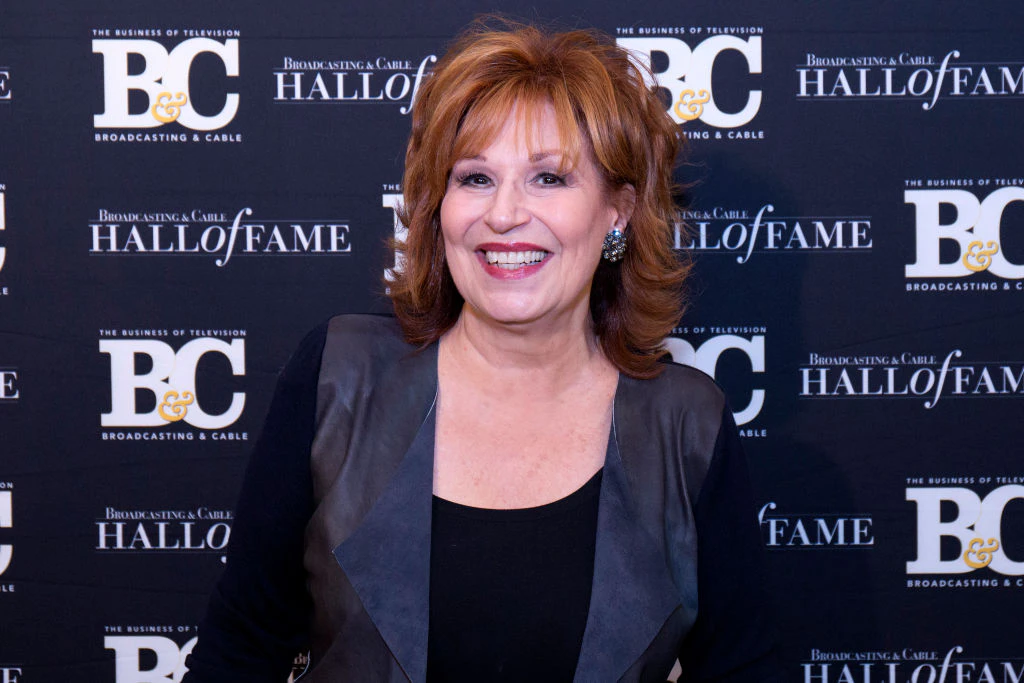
[388,21,688,378]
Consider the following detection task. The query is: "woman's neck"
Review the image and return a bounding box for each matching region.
[440,305,612,396]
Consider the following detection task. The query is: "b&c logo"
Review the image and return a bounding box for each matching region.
[664,330,766,428]
[100,336,245,430]
[93,37,239,131]
[617,34,763,129]
[907,484,1024,578]
[105,634,195,683]
[906,185,1024,282]
[0,490,12,576]
[0,66,10,101]
[104,632,306,683]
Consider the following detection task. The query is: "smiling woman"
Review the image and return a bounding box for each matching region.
[184,19,782,683]
[391,22,687,379]
[439,103,626,331]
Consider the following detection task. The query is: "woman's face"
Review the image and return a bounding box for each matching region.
[440,103,627,331]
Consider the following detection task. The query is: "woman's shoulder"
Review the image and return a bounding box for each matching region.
[324,313,405,343]
[280,314,416,387]
[617,360,729,459]
[615,359,735,511]
[317,313,425,388]
[623,358,728,424]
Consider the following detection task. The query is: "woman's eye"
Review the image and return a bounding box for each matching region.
[456,173,490,187]
[535,172,566,186]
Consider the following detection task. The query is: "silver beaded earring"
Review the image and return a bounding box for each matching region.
[601,228,626,262]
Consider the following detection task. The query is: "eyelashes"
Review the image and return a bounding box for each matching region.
[453,172,489,187]
[535,172,568,186]
[452,171,569,187]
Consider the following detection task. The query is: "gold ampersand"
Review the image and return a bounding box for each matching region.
[151,92,188,123]
[673,89,711,121]
[961,240,999,272]
[158,390,195,422]
[963,537,1000,569]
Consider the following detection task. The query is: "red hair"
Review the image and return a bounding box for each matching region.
[388,21,688,378]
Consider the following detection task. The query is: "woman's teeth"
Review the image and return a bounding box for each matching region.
[483,250,547,269]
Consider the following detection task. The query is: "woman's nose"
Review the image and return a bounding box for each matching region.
[483,182,529,233]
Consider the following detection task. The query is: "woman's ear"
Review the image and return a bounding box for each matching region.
[612,183,637,230]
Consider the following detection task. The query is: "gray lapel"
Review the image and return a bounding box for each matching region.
[332,346,683,683]
[573,378,685,682]
[332,344,438,683]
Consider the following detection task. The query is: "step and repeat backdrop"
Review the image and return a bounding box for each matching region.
[2,0,1023,680]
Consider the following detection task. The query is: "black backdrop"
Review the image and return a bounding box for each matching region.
[2,0,1023,680]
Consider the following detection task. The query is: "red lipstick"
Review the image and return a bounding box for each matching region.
[475,242,551,280]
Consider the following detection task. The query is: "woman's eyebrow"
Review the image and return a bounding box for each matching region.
[453,151,565,164]
[529,151,562,162]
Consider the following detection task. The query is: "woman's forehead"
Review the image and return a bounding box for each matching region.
[452,96,584,167]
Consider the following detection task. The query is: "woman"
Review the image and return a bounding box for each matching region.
[184,22,780,683]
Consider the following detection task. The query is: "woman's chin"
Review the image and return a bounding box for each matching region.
[459,286,593,330]
[464,301,551,328]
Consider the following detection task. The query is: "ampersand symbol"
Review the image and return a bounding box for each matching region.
[158,390,195,422]
[961,240,999,272]
[151,92,188,123]
[673,89,711,122]
[963,537,1000,569]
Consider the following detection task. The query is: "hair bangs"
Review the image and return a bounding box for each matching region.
[449,80,586,177]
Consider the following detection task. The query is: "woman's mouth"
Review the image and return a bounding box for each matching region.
[482,249,549,270]
[474,244,551,279]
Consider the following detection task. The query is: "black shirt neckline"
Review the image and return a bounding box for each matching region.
[431,468,604,521]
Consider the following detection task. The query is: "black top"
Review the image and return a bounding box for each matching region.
[426,470,602,682]
[183,321,781,682]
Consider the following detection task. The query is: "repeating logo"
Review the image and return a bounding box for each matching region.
[273,54,436,113]
[96,505,232,562]
[99,330,247,440]
[0,365,17,402]
[617,27,764,139]
[92,30,241,143]
[797,49,1024,109]
[678,204,872,262]
[905,182,1024,290]
[799,350,1024,408]
[758,502,873,548]
[89,207,352,267]
[0,65,9,101]
[105,628,196,683]
[0,484,12,593]
[907,480,1024,584]
[665,326,767,433]
[801,646,1024,683]
[104,628,306,683]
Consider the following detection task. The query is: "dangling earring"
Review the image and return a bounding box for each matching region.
[602,228,626,262]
